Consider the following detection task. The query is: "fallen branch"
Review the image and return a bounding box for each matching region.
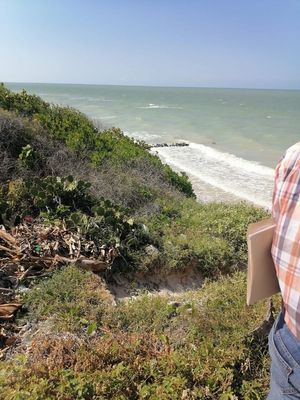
[0,229,17,246]
[0,245,18,254]
[0,287,14,292]
[19,265,35,282]
[0,303,22,320]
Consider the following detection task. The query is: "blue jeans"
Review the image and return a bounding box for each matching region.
[267,312,300,399]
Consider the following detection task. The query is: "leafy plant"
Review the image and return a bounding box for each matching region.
[18,144,38,168]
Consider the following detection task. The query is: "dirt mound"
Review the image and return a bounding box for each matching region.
[108,263,203,301]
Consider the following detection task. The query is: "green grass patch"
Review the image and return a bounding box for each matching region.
[142,197,269,276]
[23,266,113,333]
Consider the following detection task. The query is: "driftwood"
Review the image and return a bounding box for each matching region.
[60,257,108,272]
[0,303,22,320]
[0,229,17,246]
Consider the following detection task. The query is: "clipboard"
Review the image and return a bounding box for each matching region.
[247,217,280,305]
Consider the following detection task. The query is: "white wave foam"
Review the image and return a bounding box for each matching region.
[187,142,274,177]
[152,142,274,209]
[137,103,183,110]
[124,131,162,141]
[99,115,116,120]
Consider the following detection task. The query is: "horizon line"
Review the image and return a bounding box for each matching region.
[4,81,300,91]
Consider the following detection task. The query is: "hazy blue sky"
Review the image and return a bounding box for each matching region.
[1,0,300,88]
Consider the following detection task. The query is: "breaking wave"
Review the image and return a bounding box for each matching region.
[137,103,183,109]
[152,141,274,209]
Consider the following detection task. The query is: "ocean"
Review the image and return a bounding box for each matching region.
[6,83,300,209]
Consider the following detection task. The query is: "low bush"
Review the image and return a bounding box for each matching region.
[0,109,86,182]
[36,105,97,153]
[0,176,94,226]
[164,165,194,198]
[0,83,49,116]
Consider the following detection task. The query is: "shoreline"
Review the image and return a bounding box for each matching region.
[151,149,272,210]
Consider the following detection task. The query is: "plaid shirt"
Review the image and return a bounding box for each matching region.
[272,142,300,340]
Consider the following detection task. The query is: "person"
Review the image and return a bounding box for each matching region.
[268,143,300,399]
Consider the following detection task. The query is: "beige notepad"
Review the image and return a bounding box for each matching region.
[247,217,280,305]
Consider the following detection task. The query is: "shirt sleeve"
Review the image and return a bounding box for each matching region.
[271,150,300,339]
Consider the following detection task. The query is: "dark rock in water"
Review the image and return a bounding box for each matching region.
[150,142,189,148]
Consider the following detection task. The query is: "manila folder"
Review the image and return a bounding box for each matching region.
[247,217,280,305]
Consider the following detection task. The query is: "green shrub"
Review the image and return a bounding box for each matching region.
[36,105,97,153]
[1,176,94,222]
[90,128,149,165]
[164,165,195,198]
[0,83,49,116]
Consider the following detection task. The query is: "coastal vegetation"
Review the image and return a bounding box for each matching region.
[0,84,274,399]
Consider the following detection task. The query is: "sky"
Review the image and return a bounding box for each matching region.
[0,0,300,89]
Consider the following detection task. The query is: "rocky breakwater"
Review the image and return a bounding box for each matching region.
[150,142,189,148]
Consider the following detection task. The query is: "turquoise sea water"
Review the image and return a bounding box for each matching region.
[6,83,300,208]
